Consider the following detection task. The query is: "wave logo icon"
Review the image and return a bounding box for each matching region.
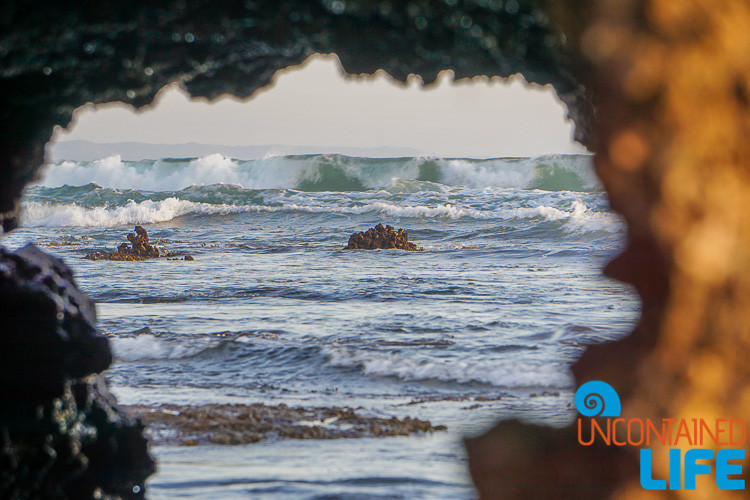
[574,380,621,417]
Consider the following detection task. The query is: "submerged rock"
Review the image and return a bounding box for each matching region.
[0,244,155,498]
[345,224,422,251]
[85,226,170,261]
[125,403,445,446]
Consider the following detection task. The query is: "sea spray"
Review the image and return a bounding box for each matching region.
[39,153,599,192]
[22,156,619,232]
[20,195,622,233]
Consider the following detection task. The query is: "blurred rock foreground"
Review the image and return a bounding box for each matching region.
[0,245,155,498]
[1,0,748,498]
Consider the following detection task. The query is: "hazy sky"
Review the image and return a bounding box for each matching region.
[55,54,587,158]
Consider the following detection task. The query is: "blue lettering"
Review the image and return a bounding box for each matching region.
[668,448,681,490]
[684,449,713,490]
[640,449,667,490]
[716,449,745,490]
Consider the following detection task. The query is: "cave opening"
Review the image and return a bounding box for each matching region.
[4,1,748,497]
[4,52,641,497]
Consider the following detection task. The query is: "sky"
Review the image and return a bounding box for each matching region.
[54,54,587,158]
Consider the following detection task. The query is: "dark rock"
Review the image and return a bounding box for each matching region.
[0,244,109,399]
[0,244,155,498]
[184,255,194,261]
[85,226,164,261]
[345,223,422,251]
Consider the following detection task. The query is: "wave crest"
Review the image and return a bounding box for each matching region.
[39,153,598,192]
[22,197,247,227]
[21,195,622,231]
[323,346,573,388]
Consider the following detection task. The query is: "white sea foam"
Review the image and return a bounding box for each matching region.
[42,155,128,188]
[20,199,494,227]
[323,346,573,388]
[497,205,569,220]
[38,154,597,192]
[437,158,535,189]
[359,202,491,219]
[563,200,623,234]
[111,335,200,362]
[20,195,622,229]
[420,242,483,251]
[40,154,241,191]
[21,198,253,227]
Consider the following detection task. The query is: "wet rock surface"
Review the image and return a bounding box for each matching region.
[345,224,422,251]
[124,403,446,446]
[0,244,111,398]
[0,245,155,498]
[85,225,176,261]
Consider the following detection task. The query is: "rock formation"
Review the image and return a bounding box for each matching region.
[85,226,163,261]
[345,223,422,250]
[125,403,445,446]
[464,1,750,498]
[1,0,749,497]
[0,244,155,498]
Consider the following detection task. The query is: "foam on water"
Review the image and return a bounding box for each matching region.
[324,346,573,388]
[25,154,618,230]
[20,196,621,233]
[39,153,599,192]
[564,199,623,233]
[22,198,250,227]
[111,335,203,362]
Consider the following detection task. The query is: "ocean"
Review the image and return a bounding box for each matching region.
[5,153,639,498]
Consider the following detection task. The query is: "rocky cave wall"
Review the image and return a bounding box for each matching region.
[466,0,750,498]
[0,0,591,231]
[1,0,749,498]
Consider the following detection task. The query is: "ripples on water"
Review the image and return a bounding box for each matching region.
[5,154,639,498]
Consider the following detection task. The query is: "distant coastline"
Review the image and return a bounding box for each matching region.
[48,140,426,162]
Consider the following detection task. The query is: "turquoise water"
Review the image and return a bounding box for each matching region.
[4,153,639,498]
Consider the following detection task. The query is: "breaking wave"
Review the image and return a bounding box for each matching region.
[22,198,247,227]
[21,195,621,234]
[111,335,574,389]
[323,346,573,388]
[22,153,620,234]
[39,153,599,192]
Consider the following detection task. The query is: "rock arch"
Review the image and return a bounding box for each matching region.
[1,0,748,497]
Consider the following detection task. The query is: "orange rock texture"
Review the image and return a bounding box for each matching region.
[467,0,750,498]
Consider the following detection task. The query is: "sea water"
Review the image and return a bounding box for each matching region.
[5,153,639,498]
